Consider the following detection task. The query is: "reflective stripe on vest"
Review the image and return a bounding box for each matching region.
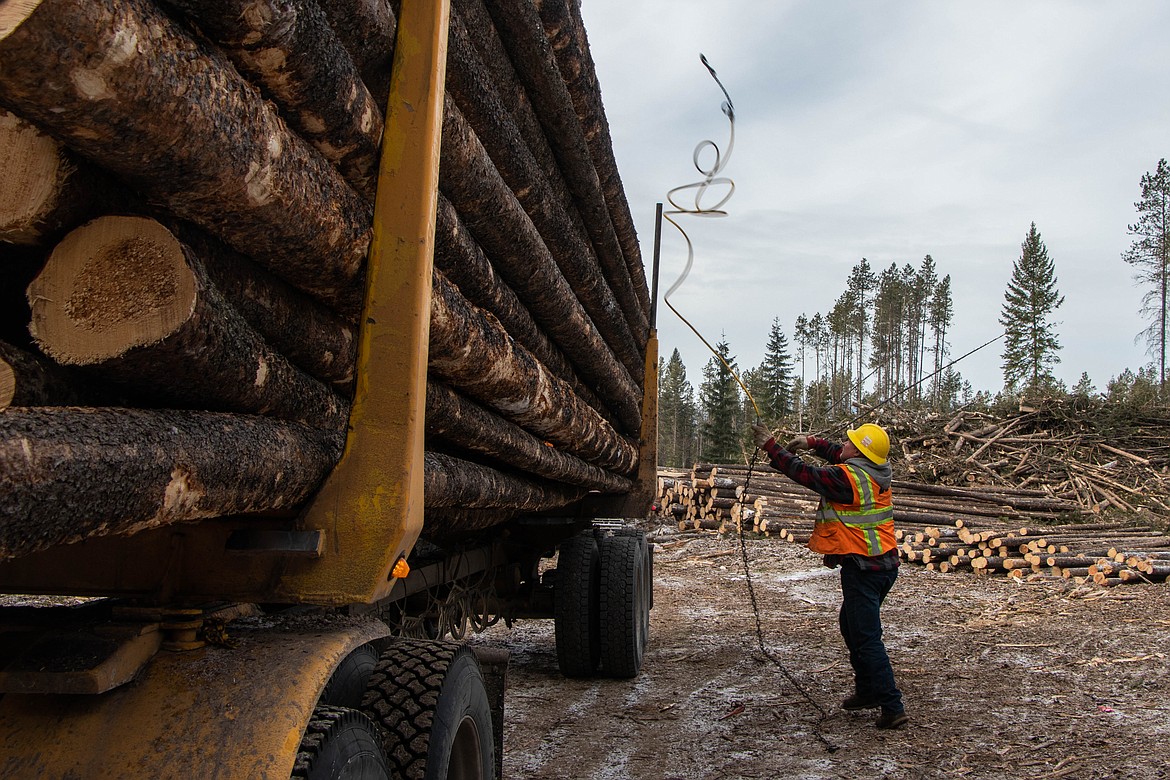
[814,463,894,556]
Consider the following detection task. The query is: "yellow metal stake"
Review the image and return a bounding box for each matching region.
[280,0,450,604]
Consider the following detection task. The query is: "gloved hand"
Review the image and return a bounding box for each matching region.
[785,436,810,452]
[750,422,773,449]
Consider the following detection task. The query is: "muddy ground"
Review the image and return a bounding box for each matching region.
[472,528,1170,780]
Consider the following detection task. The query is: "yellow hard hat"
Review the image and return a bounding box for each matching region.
[847,423,890,465]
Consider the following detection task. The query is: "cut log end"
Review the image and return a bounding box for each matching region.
[29,216,196,364]
[0,0,42,41]
[0,359,14,408]
[0,109,63,243]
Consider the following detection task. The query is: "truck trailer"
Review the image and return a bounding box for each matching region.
[0,0,657,776]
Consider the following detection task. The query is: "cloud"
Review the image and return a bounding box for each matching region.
[580,0,1169,394]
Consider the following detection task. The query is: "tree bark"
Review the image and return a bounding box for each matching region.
[28,216,348,428]
[488,0,650,327]
[0,340,87,409]
[0,0,371,312]
[433,195,616,429]
[428,269,638,475]
[445,7,646,360]
[420,508,518,542]
[536,0,650,330]
[0,108,132,247]
[0,406,343,560]
[425,381,632,493]
[423,451,586,511]
[317,0,396,111]
[177,226,357,386]
[165,0,384,201]
[438,96,642,432]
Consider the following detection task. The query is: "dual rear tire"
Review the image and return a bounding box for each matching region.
[554,527,652,679]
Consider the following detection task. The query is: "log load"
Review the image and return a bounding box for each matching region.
[445,6,644,365]
[532,0,650,328]
[27,216,348,429]
[423,451,586,512]
[0,0,652,557]
[0,0,372,311]
[425,381,632,494]
[427,269,637,475]
[165,0,384,200]
[318,0,396,110]
[0,406,344,560]
[176,226,357,386]
[438,94,643,424]
[432,195,612,425]
[0,109,130,246]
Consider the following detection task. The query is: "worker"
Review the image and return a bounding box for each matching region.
[750,421,909,730]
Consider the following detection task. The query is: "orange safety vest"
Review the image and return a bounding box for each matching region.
[807,462,896,557]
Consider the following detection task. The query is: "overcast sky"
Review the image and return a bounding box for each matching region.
[578,0,1170,395]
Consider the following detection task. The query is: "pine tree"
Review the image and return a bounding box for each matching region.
[869,263,907,400]
[793,314,810,428]
[845,258,876,407]
[1122,159,1170,391]
[928,274,954,408]
[698,339,743,463]
[909,255,937,403]
[756,318,794,421]
[1071,372,1096,399]
[658,349,697,467]
[999,222,1064,393]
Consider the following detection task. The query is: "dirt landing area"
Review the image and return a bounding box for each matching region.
[472,531,1170,779]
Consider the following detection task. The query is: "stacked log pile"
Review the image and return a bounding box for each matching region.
[0,0,648,558]
[655,453,1170,588]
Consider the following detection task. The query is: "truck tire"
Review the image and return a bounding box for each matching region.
[363,639,495,780]
[603,525,653,614]
[598,533,649,678]
[320,643,381,709]
[553,531,601,677]
[291,705,391,780]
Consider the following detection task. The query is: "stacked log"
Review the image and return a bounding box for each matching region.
[0,0,648,558]
[654,463,1169,588]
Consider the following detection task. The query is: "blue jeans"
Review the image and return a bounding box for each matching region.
[838,563,903,714]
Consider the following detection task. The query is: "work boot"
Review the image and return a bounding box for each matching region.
[876,709,910,729]
[840,693,880,711]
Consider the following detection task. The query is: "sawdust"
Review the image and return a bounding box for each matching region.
[471,526,1170,779]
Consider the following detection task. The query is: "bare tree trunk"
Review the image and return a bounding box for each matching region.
[0,109,131,247]
[166,0,384,200]
[177,227,357,387]
[434,195,617,429]
[318,0,396,111]
[423,451,585,511]
[489,0,650,325]
[426,381,632,493]
[29,216,348,428]
[446,6,647,351]
[428,269,638,475]
[0,406,343,560]
[439,97,641,429]
[0,0,371,312]
[0,340,86,409]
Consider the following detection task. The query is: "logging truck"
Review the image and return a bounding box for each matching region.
[0,0,657,776]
